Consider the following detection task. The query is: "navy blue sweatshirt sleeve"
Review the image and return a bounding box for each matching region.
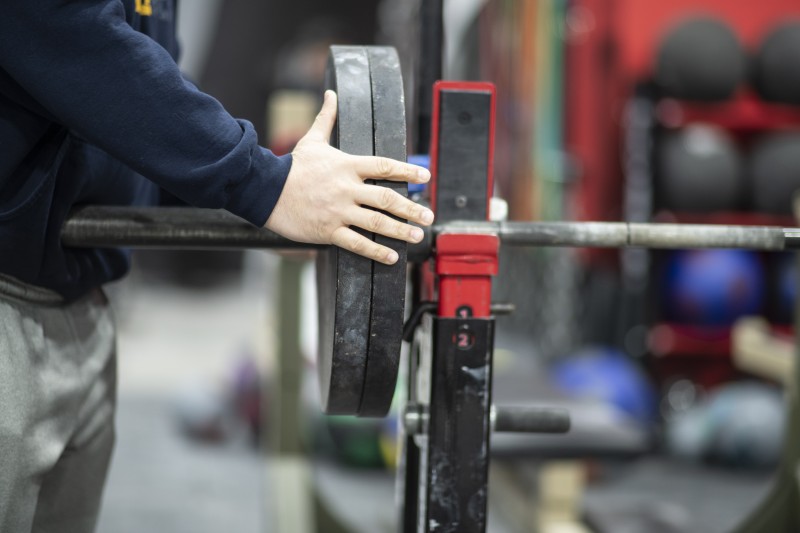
[0,0,290,226]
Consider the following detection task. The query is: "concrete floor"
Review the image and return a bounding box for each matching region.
[96,252,277,533]
[96,394,266,533]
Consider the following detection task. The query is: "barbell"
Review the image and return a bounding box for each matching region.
[61,46,800,418]
[61,206,800,253]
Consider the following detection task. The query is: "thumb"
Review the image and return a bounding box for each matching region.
[306,90,337,143]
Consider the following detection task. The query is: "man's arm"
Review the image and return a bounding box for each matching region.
[0,0,432,263]
[0,0,287,226]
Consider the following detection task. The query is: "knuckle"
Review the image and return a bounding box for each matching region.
[396,220,411,238]
[375,157,393,178]
[349,235,366,254]
[379,188,396,210]
[396,199,415,220]
[371,245,387,261]
[369,211,385,232]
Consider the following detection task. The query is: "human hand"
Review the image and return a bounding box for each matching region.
[265,90,434,265]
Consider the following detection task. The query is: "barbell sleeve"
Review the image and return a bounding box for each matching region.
[491,406,571,434]
[403,404,571,435]
[440,221,796,250]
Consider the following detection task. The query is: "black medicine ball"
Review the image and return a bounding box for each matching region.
[750,132,800,215]
[658,125,745,212]
[752,21,800,106]
[655,16,746,102]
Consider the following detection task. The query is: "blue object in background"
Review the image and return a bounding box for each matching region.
[407,154,430,194]
[662,249,765,326]
[550,347,658,425]
[776,253,796,323]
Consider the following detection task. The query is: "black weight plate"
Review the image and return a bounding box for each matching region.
[317,46,374,415]
[359,46,408,417]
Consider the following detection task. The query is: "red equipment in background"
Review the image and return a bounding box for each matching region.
[566,0,800,389]
[566,0,800,225]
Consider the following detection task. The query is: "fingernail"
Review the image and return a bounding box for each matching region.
[386,250,399,264]
[416,168,431,182]
[411,227,424,242]
[421,209,434,225]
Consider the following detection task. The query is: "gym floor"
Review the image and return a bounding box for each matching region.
[95,254,271,533]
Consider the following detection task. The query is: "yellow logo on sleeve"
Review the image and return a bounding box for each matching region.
[135,0,153,16]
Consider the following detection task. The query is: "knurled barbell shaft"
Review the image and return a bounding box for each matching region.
[61,206,316,250]
[61,206,800,251]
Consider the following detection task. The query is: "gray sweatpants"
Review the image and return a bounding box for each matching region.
[0,275,116,533]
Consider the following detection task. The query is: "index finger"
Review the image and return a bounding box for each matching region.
[352,155,431,184]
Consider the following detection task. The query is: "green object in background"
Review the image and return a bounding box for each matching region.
[312,363,406,470]
[533,0,567,222]
[325,416,387,469]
